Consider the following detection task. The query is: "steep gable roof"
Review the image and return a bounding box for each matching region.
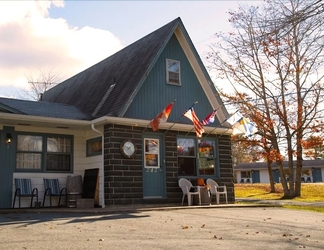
[42,17,228,121]
[42,18,180,118]
[0,97,90,120]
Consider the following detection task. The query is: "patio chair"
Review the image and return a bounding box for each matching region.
[178,178,201,206]
[206,179,228,205]
[13,178,38,208]
[43,178,67,208]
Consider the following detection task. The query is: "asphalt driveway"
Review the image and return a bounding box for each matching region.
[0,207,323,249]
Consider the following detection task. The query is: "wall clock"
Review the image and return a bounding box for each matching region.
[120,140,137,158]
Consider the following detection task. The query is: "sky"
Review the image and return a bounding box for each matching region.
[0,0,261,99]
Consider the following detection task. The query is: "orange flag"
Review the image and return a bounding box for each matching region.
[150,102,173,131]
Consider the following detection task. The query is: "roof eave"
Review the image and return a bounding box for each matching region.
[92,116,232,135]
[173,24,230,125]
[0,113,90,130]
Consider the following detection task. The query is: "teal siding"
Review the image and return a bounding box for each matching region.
[0,126,15,208]
[125,34,220,126]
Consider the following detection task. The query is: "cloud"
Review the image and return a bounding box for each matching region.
[0,0,123,96]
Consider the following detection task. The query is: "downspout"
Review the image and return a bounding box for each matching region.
[91,124,105,208]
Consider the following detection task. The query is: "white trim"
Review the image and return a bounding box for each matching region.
[92,116,232,135]
[0,113,232,135]
[174,26,227,124]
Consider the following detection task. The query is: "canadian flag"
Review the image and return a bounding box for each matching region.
[150,103,173,131]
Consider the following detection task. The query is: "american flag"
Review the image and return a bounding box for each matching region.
[183,105,205,137]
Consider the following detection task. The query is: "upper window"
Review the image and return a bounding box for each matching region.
[166,59,181,85]
[16,133,73,172]
[177,137,217,177]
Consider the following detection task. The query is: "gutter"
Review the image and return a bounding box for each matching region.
[91,124,105,208]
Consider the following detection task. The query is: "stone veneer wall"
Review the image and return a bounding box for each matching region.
[104,124,233,206]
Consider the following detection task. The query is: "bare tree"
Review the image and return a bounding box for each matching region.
[208,0,324,198]
[23,69,61,101]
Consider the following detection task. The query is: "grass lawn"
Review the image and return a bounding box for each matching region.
[235,183,324,201]
[235,183,324,212]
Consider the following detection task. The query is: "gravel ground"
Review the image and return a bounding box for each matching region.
[0,207,323,250]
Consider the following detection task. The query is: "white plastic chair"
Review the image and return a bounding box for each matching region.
[178,178,201,206]
[206,179,228,205]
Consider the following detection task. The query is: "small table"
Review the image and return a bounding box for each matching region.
[193,186,211,206]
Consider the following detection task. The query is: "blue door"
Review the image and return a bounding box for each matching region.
[312,168,322,183]
[252,170,260,183]
[272,170,280,183]
[142,134,165,198]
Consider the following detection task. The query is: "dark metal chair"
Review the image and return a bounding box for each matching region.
[13,178,38,208]
[43,178,67,208]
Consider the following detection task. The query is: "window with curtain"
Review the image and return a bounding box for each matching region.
[16,133,73,172]
[177,137,217,177]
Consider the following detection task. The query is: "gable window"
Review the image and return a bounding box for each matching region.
[16,133,73,172]
[166,59,181,85]
[86,137,102,157]
[178,137,217,177]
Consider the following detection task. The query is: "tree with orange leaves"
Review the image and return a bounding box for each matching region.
[301,135,324,159]
[208,0,324,198]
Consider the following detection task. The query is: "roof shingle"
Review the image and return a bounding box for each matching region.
[0,97,90,120]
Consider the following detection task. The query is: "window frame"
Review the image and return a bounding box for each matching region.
[177,136,219,178]
[144,138,160,169]
[15,132,74,173]
[241,171,252,178]
[166,58,181,85]
[197,139,216,176]
[16,134,43,171]
[86,137,102,157]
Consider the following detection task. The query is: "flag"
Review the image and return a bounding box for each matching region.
[202,110,217,125]
[226,112,243,125]
[150,102,173,131]
[232,116,258,137]
[183,105,205,137]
